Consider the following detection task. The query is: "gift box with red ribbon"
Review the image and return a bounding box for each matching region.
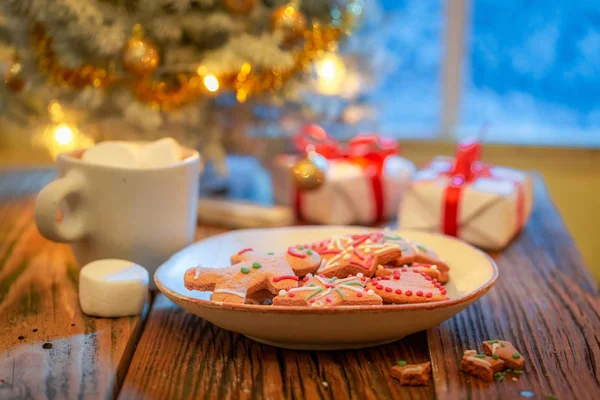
[271,125,415,225]
[398,139,533,250]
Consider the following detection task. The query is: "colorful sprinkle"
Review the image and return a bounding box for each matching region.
[520,392,534,398]
[385,235,402,240]
[356,273,364,278]
[356,292,364,297]
[397,360,407,366]
[345,282,364,286]
[298,245,304,250]
[501,343,506,348]
[383,276,390,280]
[278,289,287,296]
[426,292,433,298]
[416,245,429,253]
[416,291,424,296]
[288,292,296,298]
[405,290,412,296]
[487,340,500,344]
[513,370,523,375]
[494,372,505,381]
[512,353,521,359]
[306,288,324,301]
[367,289,375,296]
[506,369,512,373]
[395,289,402,294]
[241,266,251,274]
[325,297,332,303]
[385,287,392,292]
[237,248,253,255]
[545,395,557,400]
[492,354,499,360]
[376,284,384,290]
[252,262,262,269]
[273,275,300,283]
[475,354,486,358]
[287,247,306,258]
[306,249,313,255]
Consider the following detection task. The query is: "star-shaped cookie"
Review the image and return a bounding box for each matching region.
[272,273,382,307]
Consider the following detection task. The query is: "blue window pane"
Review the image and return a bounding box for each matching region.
[372,0,444,139]
[461,0,600,146]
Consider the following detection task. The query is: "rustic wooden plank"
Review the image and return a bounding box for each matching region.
[120,294,433,400]
[0,171,149,400]
[428,176,600,399]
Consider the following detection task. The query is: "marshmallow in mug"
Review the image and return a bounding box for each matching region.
[82,137,182,168]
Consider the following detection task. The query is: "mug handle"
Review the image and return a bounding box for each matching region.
[35,173,87,242]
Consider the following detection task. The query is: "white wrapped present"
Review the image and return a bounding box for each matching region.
[271,127,415,225]
[398,140,533,250]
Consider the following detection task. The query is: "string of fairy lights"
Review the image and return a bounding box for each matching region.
[4,1,363,109]
[2,1,364,157]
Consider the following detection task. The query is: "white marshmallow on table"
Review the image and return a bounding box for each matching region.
[79,259,149,317]
[82,141,140,168]
[138,137,182,168]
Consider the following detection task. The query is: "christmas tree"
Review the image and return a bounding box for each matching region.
[0,0,364,169]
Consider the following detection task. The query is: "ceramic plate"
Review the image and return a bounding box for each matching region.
[155,226,498,350]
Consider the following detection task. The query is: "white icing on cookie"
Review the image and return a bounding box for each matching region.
[213,289,245,298]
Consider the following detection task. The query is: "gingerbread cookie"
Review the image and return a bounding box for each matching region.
[184,254,299,303]
[366,270,448,304]
[482,340,526,370]
[231,246,321,277]
[376,263,450,284]
[390,361,431,386]
[459,350,505,382]
[312,232,402,278]
[272,273,382,307]
[407,240,450,272]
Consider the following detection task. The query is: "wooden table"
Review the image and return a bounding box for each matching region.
[0,170,598,400]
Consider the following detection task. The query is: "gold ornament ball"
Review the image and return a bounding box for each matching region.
[3,58,25,92]
[270,4,306,44]
[123,36,159,76]
[292,158,325,191]
[223,0,257,14]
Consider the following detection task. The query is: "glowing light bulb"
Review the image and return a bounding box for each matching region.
[53,123,74,145]
[314,53,347,95]
[203,75,219,92]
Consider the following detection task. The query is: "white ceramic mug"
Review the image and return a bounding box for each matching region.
[35,147,201,286]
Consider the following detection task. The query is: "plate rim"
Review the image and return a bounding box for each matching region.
[155,226,499,314]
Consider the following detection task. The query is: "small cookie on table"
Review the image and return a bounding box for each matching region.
[459,350,505,382]
[482,340,526,370]
[390,361,431,386]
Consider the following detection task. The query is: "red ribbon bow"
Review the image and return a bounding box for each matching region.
[293,124,399,222]
[439,138,525,237]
